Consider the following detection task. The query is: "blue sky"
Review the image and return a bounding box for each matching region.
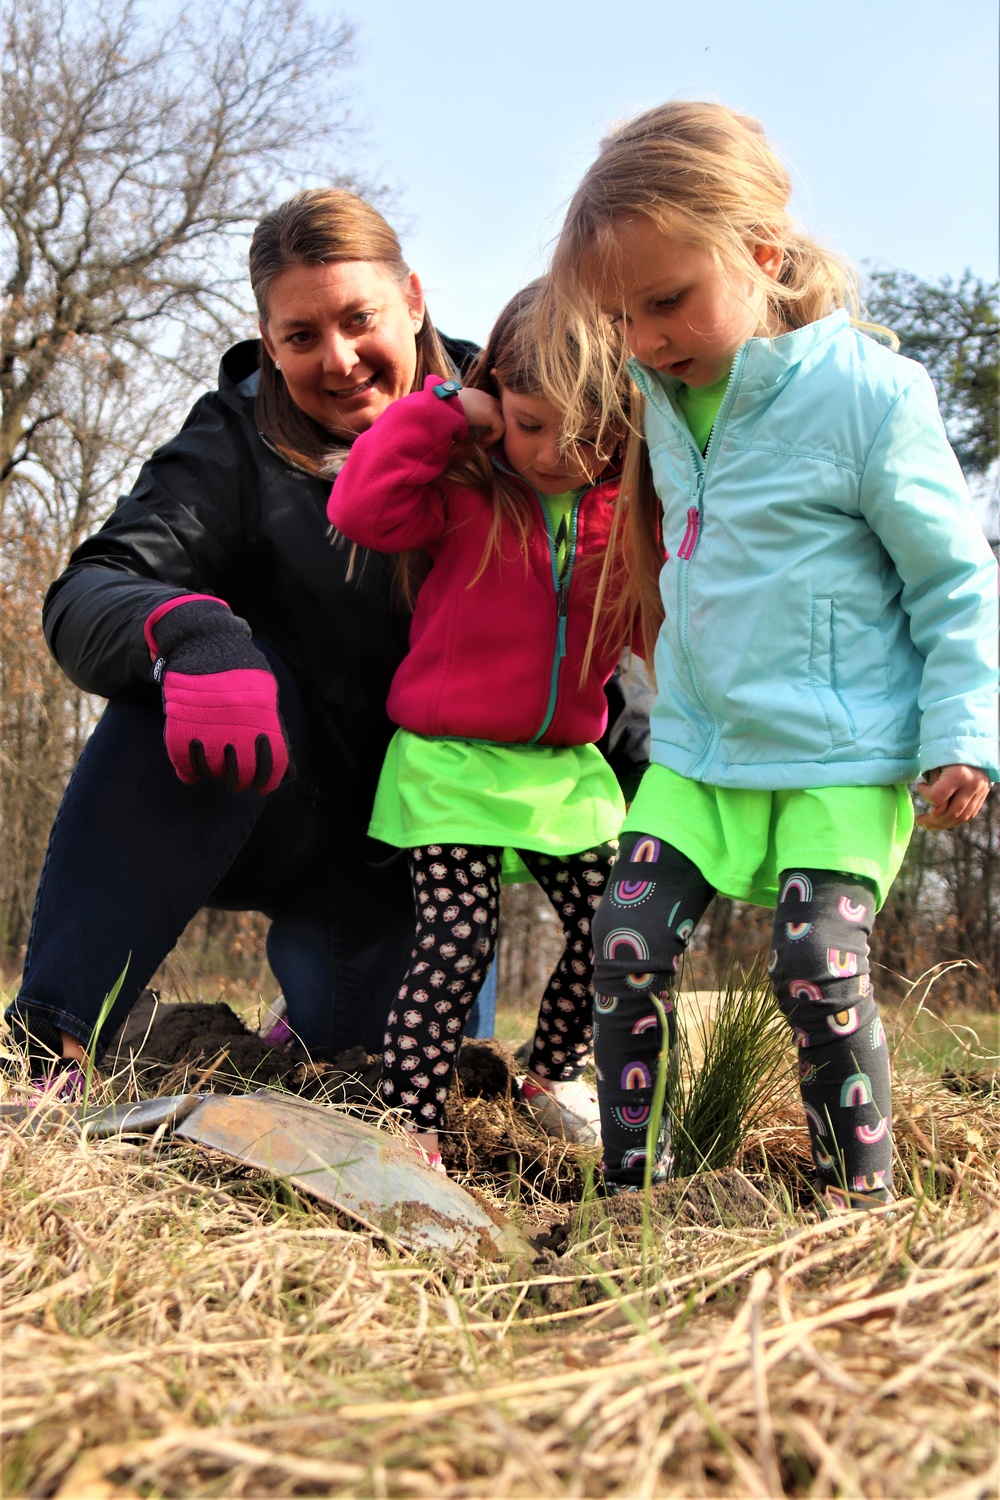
[341,0,998,345]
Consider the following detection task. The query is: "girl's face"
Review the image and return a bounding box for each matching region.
[497,386,606,495]
[260,260,425,438]
[602,219,782,386]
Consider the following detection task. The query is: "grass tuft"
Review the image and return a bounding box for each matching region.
[669,953,795,1179]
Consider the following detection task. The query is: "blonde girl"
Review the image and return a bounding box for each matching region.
[541,102,998,1205]
[328,282,640,1169]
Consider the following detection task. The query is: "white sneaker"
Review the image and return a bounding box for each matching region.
[519,1074,602,1147]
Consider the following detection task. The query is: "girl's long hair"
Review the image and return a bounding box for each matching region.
[538,99,859,668]
[395,280,629,612]
[249,188,456,477]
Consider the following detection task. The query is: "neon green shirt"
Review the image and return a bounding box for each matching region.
[675,369,731,453]
[539,489,578,578]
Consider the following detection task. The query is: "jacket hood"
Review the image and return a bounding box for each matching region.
[218,338,263,397]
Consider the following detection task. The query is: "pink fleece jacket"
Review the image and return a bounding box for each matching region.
[328,378,637,747]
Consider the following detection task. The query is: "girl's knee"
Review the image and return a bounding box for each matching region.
[592,897,684,997]
[593,984,677,1054]
[769,869,876,1013]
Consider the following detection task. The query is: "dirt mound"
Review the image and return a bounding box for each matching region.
[600,1167,782,1230]
[106,996,306,1092]
[106,996,520,1109]
[454,1036,518,1099]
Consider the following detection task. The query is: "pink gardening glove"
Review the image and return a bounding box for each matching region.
[145,596,290,794]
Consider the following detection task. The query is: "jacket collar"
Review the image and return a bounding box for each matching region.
[628,309,850,404]
[218,338,263,397]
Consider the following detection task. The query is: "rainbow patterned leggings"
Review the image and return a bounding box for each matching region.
[592,833,893,1204]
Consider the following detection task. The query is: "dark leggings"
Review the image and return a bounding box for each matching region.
[592,833,892,1201]
[381,841,615,1130]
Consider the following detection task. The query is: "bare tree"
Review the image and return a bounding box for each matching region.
[0,0,367,961]
[2,0,362,516]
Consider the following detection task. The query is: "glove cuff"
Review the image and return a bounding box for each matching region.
[146,597,262,680]
[144,594,230,660]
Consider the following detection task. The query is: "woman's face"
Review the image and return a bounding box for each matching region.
[259,261,425,438]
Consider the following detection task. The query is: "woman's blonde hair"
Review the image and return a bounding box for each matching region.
[249,188,454,475]
[539,100,860,665]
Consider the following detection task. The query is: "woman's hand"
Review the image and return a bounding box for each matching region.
[914,765,992,829]
[145,597,291,794]
[456,387,504,448]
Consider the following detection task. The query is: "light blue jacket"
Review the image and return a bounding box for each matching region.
[632,311,999,790]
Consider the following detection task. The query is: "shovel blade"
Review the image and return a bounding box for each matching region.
[175,1089,528,1257]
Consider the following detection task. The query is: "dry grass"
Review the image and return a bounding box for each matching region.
[2,1048,998,1499]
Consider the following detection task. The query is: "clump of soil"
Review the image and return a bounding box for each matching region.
[941,1066,998,1098]
[105,996,521,1111]
[599,1168,781,1231]
[106,997,300,1090]
[454,1037,518,1100]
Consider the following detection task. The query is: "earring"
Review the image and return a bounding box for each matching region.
[274,360,281,370]
[412,318,421,330]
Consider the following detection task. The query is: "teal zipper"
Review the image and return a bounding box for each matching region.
[491,456,589,744]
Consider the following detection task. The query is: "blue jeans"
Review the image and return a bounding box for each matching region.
[8,654,415,1060]
[466,961,497,1038]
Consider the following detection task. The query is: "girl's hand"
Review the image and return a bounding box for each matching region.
[914,765,992,829]
[456,387,505,447]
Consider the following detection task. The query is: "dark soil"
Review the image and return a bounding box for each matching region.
[941,1066,999,1098]
[455,1037,518,1099]
[598,1168,782,1230]
[105,995,520,1108]
[105,995,304,1091]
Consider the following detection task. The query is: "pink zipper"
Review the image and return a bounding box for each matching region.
[677,506,699,560]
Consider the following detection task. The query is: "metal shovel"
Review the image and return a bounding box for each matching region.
[1,1088,528,1257]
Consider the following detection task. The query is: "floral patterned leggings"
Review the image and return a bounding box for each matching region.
[381,841,616,1130]
[592,833,893,1203]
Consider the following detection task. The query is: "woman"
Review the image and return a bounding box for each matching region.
[6,189,477,1075]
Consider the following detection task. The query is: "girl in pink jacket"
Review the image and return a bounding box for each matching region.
[328,282,644,1169]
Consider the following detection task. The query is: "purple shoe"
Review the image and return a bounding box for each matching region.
[261,1017,294,1048]
[28,1061,87,1108]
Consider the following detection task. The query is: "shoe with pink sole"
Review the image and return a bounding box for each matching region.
[519,1074,602,1147]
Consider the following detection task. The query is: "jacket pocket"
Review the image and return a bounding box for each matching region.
[809,597,856,751]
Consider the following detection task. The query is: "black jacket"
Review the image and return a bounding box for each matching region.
[44,335,477,799]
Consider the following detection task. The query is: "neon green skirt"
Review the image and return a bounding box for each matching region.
[624,764,914,908]
[370,729,625,856]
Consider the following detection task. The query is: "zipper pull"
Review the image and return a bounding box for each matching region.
[556,580,569,656]
[677,506,700,561]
